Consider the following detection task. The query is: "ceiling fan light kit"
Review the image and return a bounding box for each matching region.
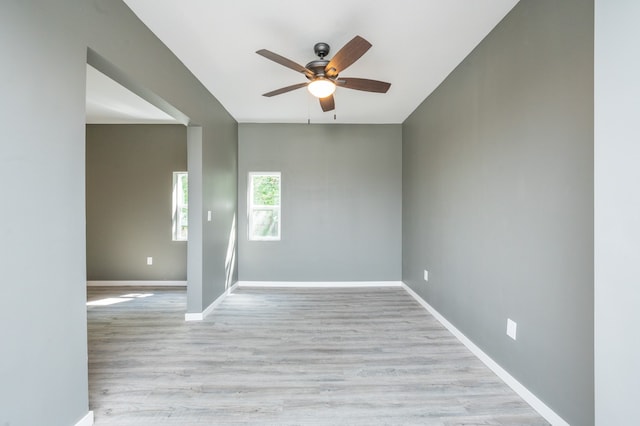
[307,78,336,98]
[257,35,391,112]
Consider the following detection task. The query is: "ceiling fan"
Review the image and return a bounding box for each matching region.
[256,35,391,112]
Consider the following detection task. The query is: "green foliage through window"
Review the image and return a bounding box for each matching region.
[252,176,280,206]
[173,172,188,241]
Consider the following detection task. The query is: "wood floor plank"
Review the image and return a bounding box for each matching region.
[87,286,549,425]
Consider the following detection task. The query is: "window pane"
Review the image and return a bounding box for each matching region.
[180,174,188,205]
[178,206,188,240]
[250,208,279,238]
[252,175,280,206]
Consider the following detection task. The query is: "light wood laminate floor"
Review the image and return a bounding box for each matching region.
[87,286,549,425]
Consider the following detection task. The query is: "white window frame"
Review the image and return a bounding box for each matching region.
[172,171,188,241]
[248,171,281,241]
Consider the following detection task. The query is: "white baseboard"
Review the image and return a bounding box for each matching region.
[75,410,94,426]
[236,281,403,288]
[185,282,239,321]
[87,280,187,287]
[400,283,569,426]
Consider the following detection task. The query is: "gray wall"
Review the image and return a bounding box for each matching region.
[594,0,640,423]
[0,1,237,425]
[238,124,401,282]
[86,124,187,281]
[402,1,593,425]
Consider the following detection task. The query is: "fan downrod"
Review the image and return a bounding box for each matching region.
[305,42,331,78]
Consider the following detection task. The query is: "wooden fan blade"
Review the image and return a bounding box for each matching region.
[319,94,335,112]
[262,82,308,97]
[325,36,372,78]
[256,49,312,76]
[338,77,391,93]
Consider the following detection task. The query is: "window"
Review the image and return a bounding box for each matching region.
[172,171,188,241]
[248,172,281,241]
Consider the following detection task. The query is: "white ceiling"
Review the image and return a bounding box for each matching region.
[86,64,179,124]
[94,0,519,124]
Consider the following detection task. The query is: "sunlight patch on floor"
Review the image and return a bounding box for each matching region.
[87,293,154,306]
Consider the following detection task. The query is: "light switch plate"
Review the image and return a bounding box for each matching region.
[506,318,517,340]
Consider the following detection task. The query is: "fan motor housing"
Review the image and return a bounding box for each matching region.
[305,59,330,79]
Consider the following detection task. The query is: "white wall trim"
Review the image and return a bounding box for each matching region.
[236,281,403,288]
[185,282,239,321]
[400,283,569,426]
[87,280,187,287]
[75,411,94,426]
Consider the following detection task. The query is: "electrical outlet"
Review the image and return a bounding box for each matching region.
[506,318,517,340]
[147,257,153,266]
[423,270,429,282]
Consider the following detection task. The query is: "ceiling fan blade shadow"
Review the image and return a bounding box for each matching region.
[325,36,372,78]
[256,49,313,77]
[319,94,335,112]
[262,82,308,97]
[338,78,391,93]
